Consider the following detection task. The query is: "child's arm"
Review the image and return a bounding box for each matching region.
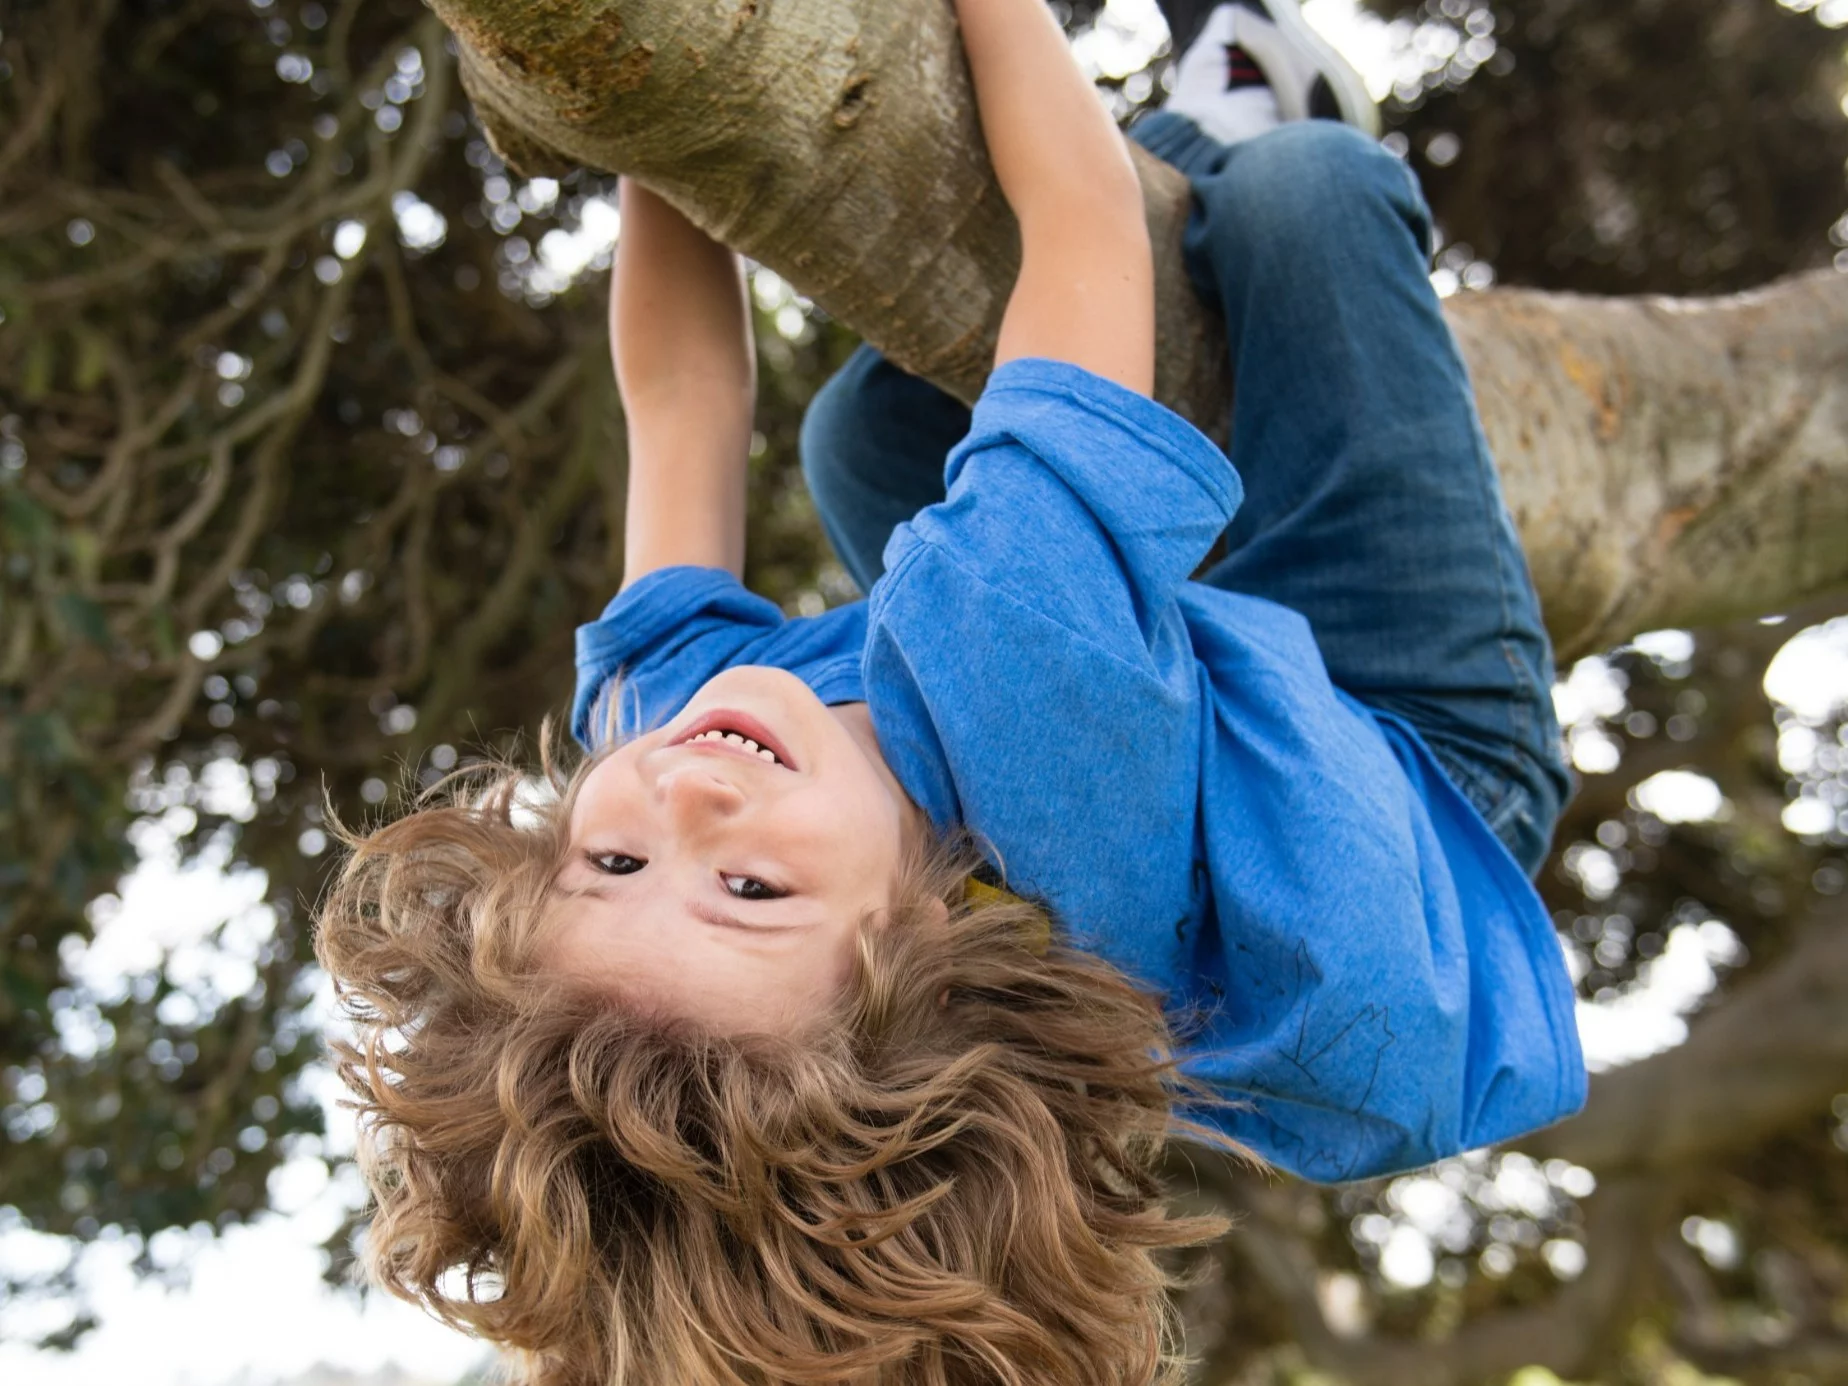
[611,178,756,588]
[954,0,1155,396]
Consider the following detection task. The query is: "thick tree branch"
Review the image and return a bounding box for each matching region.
[1525,899,1848,1173]
[429,0,1848,660]
[1449,279,1848,658]
[1659,1238,1848,1382]
[1185,1165,1670,1386]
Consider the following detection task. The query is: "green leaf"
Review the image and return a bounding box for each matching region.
[148,603,177,661]
[20,336,55,401]
[15,711,83,767]
[53,593,110,649]
[2,964,48,1016]
[64,527,102,587]
[72,329,109,393]
[3,489,54,548]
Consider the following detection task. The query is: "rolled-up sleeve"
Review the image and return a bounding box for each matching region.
[572,567,785,747]
[883,357,1242,666]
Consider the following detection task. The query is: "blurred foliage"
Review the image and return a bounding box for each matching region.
[0,0,1845,1381]
[0,0,854,1331]
[1370,0,1848,295]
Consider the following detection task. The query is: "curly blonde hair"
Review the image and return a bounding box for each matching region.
[314,738,1244,1386]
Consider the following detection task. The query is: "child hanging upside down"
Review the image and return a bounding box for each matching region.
[315,0,1586,1381]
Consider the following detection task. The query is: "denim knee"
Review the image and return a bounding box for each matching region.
[1191,122,1433,265]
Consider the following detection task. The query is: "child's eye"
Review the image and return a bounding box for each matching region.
[722,874,784,901]
[587,852,646,875]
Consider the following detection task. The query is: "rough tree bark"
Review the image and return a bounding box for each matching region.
[1528,895,1848,1174]
[428,0,1848,664]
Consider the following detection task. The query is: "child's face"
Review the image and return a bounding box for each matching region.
[543,666,920,1034]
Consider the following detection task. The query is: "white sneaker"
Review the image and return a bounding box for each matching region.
[1161,0,1380,141]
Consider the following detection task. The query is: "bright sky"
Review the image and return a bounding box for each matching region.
[6,2,1846,1381]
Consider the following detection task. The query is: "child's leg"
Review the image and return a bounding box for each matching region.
[798,110,1569,873]
[1141,111,1571,874]
[800,345,971,595]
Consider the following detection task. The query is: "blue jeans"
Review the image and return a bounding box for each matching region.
[800,116,1571,876]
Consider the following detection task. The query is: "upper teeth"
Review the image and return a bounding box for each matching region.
[690,728,780,764]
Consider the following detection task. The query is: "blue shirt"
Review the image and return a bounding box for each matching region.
[574,358,1586,1181]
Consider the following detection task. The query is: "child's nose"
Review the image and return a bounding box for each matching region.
[652,763,748,826]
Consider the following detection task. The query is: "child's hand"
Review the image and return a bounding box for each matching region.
[953,0,1155,395]
[611,178,757,587]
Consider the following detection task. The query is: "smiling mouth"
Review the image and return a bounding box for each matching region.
[672,710,797,769]
[686,727,783,765]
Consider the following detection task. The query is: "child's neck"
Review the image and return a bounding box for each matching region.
[828,701,929,830]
